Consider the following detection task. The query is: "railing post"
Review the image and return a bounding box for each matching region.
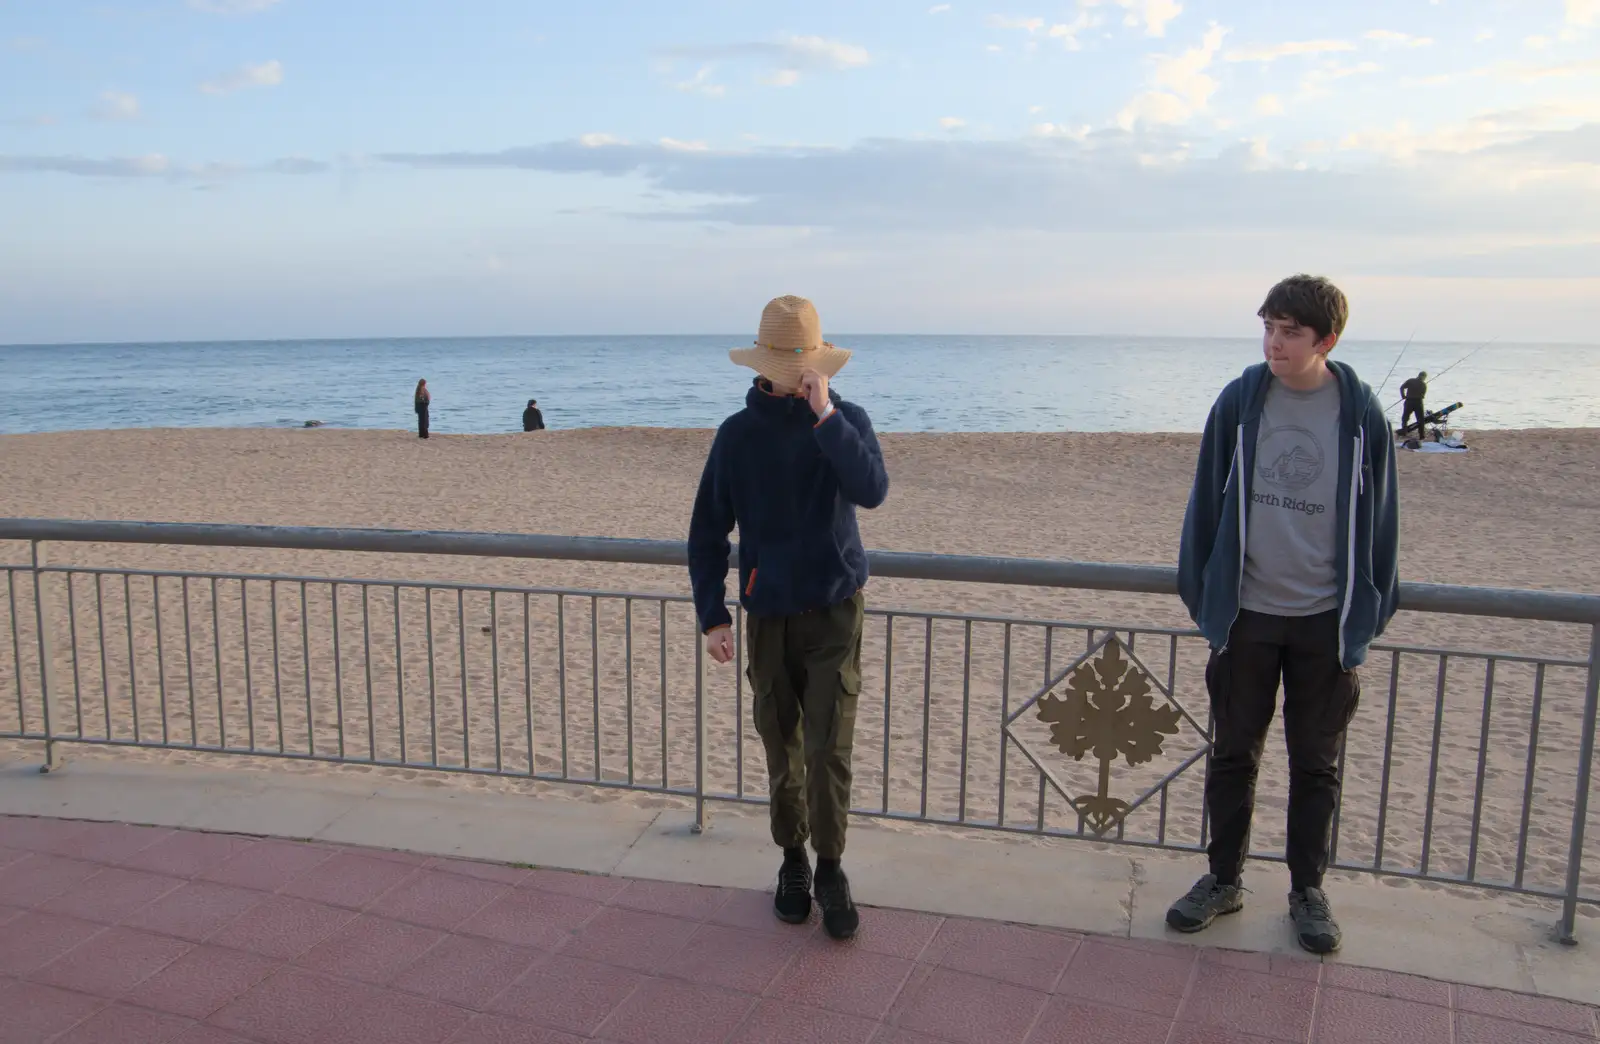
[692,625,708,834]
[1559,622,1600,944]
[30,541,65,773]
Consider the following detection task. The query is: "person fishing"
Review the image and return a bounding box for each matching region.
[1398,371,1427,435]
[414,379,431,439]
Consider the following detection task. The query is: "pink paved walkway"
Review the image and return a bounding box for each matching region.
[1,816,1596,1044]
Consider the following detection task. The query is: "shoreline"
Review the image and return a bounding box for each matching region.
[4,423,1599,441]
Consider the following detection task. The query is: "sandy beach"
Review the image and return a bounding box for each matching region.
[1,427,1597,901]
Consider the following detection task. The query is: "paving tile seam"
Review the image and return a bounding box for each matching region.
[1158,952,1207,1044]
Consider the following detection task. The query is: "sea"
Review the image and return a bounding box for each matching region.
[2,335,1595,435]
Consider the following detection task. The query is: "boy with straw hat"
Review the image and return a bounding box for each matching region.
[689,294,889,939]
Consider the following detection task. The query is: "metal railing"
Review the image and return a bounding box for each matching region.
[2,517,1597,943]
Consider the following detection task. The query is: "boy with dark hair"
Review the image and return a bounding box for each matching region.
[689,295,889,940]
[1170,273,1400,954]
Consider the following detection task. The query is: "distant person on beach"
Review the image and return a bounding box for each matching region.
[1171,274,1400,955]
[522,399,545,432]
[689,295,889,940]
[1399,370,1428,435]
[414,379,431,439]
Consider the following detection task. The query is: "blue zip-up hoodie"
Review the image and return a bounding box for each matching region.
[1178,360,1400,670]
[689,379,889,632]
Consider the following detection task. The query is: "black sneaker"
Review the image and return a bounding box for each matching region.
[774,849,812,924]
[1288,887,1341,954]
[1166,873,1245,933]
[814,862,859,940]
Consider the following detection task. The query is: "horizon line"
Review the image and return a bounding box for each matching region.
[8,332,1597,350]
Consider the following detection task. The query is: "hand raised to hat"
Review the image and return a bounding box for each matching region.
[799,370,830,418]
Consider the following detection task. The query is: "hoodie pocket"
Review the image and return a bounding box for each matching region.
[1349,569,1382,636]
[744,543,801,611]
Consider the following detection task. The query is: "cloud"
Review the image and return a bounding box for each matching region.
[672,65,725,97]
[784,35,870,68]
[660,35,868,87]
[929,3,952,11]
[0,152,330,180]
[261,156,330,174]
[91,91,140,122]
[187,0,281,12]
[1088,0,1184,38]
[1524,35,1552,50]
[660,137,709,151]
[1503,58,1600,80]
[200,59,284,94]
[988,6,1117,47]
[1477,116,1600,164]
[579,132,626,147]
[1116,22,1228,129]
[1255,94,1284,117]
[1224,39,1354,63]
[987,15,1045,33]
[0,154,170,177]
[1031,121,1091,140]
[2,114,58,127]
[1569,0,1600,27]
[1300,61,1382,100]
[373,126,1600,241]
[1338,104,1600,162]
[939,117,966,130]
[1364,30,1433,48]
[1475,29,1495,43]
[1047,11,1101,49]
[1360,242,1600,279]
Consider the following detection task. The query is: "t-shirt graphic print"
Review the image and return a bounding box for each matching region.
[1240,378,1342,617]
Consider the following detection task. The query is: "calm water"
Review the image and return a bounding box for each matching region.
[2,336,1596,434]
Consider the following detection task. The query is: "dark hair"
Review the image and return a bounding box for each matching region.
[528,399,537,406]
[1257,274,1348,343]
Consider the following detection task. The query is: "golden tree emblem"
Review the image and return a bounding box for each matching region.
[1035,638,1182,836]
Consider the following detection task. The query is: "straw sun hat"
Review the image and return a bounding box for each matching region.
[728,295,852,388]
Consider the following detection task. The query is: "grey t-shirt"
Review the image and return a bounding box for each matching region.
[1240,378,1343,617]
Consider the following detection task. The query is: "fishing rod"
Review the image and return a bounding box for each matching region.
[1374,330,1415,401]
[1383,336,1496,414]
[1429,337,1495,384]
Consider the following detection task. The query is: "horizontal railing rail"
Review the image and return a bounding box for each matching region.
[3,517,1598,623]
[2,517,1595,946]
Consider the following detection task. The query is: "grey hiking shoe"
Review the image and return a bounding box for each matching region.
[1288,887,1341,954]
[1166,873,1245,933]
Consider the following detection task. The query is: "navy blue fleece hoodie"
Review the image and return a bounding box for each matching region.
[689,379,889,632]
[1178,360,1401,670]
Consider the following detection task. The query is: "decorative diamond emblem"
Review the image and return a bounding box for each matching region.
[1005,632,1209,837]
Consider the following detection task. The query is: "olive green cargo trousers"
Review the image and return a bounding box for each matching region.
[745,591,864,860]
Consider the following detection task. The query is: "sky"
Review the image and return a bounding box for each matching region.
[2,0,1598,344]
